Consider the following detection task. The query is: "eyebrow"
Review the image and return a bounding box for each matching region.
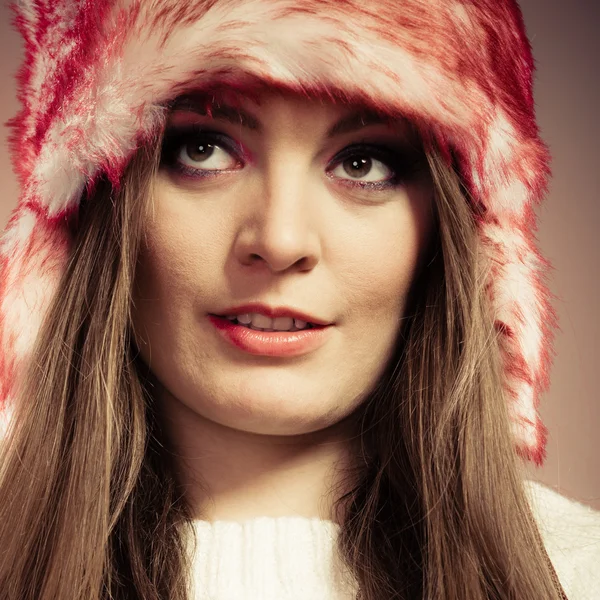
[325,111,394,137]
[169,94,262,130]
[168,94,397,138]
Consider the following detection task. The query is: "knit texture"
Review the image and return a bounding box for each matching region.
[188,517,358,599]
[186,481,600,600]
[527,480,600,600]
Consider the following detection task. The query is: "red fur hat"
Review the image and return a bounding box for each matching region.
[0,0,557,465]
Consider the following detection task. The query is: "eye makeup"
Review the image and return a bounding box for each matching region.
[160,124,245,179]
[327,142,426,191]
[159,123,427,191]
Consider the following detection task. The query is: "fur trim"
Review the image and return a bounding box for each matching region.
[0,0,556,463]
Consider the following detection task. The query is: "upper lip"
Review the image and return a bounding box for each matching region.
[212,303,332,326]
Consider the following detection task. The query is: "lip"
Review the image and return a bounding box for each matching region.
[211,303,332,326]
[208,315,332,357]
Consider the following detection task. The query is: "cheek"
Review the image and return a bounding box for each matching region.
[131,193,223,352]
[337,238,414,378]
[135,177,233,296]
[338,195,432,323]
[134,228,196,321]
[331,195,432,394]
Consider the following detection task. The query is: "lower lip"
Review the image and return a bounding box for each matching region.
[208,315,332,357]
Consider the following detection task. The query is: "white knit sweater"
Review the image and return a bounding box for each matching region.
[187,480,600,599]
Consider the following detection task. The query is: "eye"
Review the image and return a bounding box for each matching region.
[330,154,393,183]
[160,126,242,176]
[178,138,237,171]
[327,144,420,190]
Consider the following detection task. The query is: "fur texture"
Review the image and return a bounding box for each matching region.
[1,0,556,464]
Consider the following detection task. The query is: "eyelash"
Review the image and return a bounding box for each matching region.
[159,125,422,191]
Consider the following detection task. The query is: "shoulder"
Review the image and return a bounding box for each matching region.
[524,479,600,600]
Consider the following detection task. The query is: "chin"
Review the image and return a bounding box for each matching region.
[193,389,351,437]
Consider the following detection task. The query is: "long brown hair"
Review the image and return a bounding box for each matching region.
[0,122,565,599]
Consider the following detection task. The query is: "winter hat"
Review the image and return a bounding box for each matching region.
[1,0,556,465]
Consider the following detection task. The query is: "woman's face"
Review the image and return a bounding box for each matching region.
[132,90,435,437]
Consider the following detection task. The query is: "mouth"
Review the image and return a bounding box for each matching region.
[209,314,323,332]
[209,303,332,332]
[207,314,332,357]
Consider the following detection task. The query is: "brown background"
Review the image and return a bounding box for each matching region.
[0,1,598,508]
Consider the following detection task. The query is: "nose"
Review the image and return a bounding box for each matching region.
[233,161,322,274]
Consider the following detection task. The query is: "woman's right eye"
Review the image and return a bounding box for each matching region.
[160,127,242,177]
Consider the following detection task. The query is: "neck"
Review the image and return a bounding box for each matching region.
[156,387,360,524]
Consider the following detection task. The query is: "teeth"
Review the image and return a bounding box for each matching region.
[251,313,273,329]
[224,312,312,331]
[272,316,295,331]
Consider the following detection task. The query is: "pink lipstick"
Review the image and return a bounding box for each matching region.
[208,314,332,357]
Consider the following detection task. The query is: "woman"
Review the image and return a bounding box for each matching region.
[0,0,598,598]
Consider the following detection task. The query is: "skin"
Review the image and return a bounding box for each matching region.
[132,90,435,522]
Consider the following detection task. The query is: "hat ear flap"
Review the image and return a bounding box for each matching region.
[0,205,71,437]
[481,218,558,466]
